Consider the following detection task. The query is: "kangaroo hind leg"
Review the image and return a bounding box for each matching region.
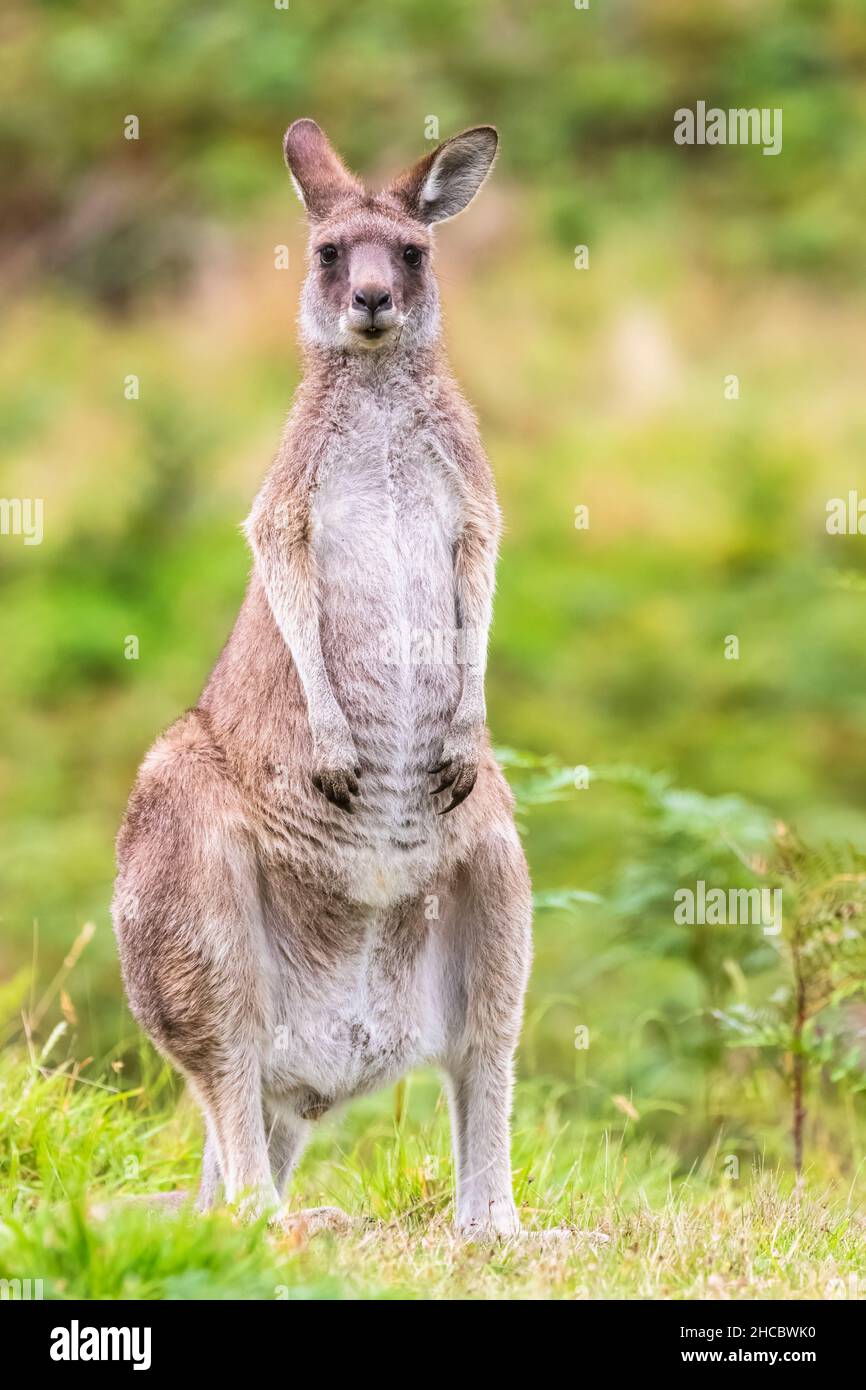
[113,713,278,1218]
[444,826,532,1239]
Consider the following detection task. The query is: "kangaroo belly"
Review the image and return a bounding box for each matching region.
[311,436,463,901]
[262,902,448,1106]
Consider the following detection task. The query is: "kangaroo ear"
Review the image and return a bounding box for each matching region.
[389,126,498,225]
[283,119,363,219]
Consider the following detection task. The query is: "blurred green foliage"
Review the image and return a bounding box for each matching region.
[5,0,866,301]
[3,0,866,1182]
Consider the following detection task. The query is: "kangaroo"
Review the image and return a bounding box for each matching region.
[112,120,532,1239]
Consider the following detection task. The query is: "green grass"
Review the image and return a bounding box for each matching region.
[2,1037,865,1300]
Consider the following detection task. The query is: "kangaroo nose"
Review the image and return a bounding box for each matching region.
[353,287,392,314]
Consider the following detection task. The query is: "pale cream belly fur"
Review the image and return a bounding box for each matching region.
[305,430,465,907]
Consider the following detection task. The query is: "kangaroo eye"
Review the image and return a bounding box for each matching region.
[403,245,422,267]
[318,244,338,266]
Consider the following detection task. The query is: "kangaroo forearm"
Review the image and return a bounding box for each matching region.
[453,529,495,724]
[274,596,344,731]
[248,517,345,734]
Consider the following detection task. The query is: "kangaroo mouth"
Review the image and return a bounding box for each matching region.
[353,322,395,348]
[347,316,399,349]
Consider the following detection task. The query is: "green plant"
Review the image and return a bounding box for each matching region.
[717,833,866,1174]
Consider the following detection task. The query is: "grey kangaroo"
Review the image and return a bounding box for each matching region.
[112,120,532,1238]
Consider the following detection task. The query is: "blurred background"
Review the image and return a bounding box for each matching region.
[3,0,866,1186]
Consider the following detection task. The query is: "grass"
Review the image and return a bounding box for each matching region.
[2,1023,865,1301]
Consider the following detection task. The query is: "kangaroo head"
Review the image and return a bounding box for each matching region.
[283,119,498,355]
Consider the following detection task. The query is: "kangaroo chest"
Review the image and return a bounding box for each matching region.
[311,407,462,664]
[305,402,465,905]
